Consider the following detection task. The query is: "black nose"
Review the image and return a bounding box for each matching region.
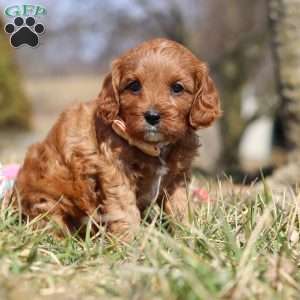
[144,110,160,126]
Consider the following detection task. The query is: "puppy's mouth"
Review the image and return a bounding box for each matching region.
[144,126,164,143]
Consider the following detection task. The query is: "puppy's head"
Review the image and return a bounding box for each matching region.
[97,38,221,144]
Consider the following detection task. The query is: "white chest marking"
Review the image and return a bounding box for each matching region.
[143,157,169,204]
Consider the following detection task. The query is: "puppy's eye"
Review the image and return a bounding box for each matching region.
[171,83,184,94]
[126,80,142,93]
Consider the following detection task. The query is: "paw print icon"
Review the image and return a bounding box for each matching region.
[4,16,45,48]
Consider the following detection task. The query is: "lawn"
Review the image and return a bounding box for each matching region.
[0,182,299,300]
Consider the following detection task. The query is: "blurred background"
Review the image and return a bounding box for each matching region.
[0,0,294,182]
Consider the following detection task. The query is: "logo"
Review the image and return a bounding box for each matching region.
[3,5,46,48]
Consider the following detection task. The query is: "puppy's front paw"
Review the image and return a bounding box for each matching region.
[108,220,139,242]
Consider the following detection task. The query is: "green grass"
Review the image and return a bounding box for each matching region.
[0,183,300,300]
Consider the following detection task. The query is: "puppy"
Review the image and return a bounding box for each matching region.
[14,38,221,240]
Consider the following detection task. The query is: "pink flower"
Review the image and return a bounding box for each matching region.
[2,164,20,180]
[192,188,211,203]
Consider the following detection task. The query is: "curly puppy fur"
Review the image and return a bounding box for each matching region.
[14,39,221,240]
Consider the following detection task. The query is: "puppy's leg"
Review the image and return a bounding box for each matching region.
[99,165,140,241]
[161,178,190,224]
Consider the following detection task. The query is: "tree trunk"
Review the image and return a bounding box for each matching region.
[0,18,31,129]
[267,0,300,187]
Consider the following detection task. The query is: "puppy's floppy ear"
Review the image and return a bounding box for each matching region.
[189,64,221,129]
[96,60,121,124]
